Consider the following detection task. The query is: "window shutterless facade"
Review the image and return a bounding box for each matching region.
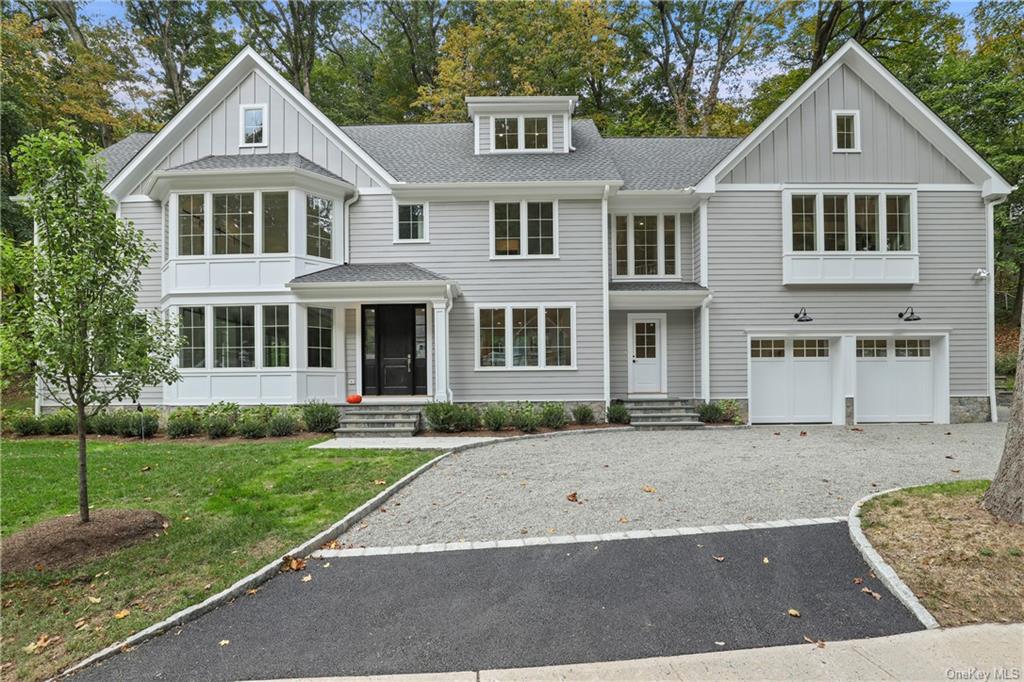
[178,306,206,368]
[832,110,859,152]
[475,304,574,370]
[306,194,333,259]
[213,305,255,368]
[784,190,915,254]
[491,200,557,257]
[262,191,289,253]
[262,305,289,367]
[240,104,267,147]
[307,306,333,368]
[490,115,551,152]
[213,192,255,255]
[395,202,427,242]
[177,193,205,256]
[612,213,681,277]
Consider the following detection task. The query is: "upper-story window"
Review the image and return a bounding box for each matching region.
[175,190,290,257]
[240,104,267,147]
[262,191,289,253]
[213,192,255,254]
[306,194,333,259]
[491,200,557,258]
[613,214,678,278]
[395,202,428,242]
[832,110,860,152]
[786,190,914,254]
[492,115,550,152]
[178,193,205,256]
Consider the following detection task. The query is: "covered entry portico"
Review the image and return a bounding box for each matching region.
[288,263,459,402]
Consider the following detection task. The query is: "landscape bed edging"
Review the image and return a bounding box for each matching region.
[58,426,629,678]
[847,487,941,630]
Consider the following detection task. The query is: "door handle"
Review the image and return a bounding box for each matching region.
[406,354,412,371]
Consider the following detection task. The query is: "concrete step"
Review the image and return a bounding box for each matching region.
[340,405,424,414]
[622,399,687,408]
[632,419,704,430]
[631,412,700,423]
[338,414,420,424]
[627,407,697,418]
[332,427,419,437]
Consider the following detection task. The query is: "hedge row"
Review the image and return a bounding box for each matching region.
[423,401,605,433]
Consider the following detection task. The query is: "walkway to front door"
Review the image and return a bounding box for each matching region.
[361,304,428,395]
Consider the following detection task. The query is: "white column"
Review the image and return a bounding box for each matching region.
[432,300,449,402]
[836,335,855,425]
[700,300,711,404]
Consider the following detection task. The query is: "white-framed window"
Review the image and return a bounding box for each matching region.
[612,213,681,278]
[832,110,860,152]
[750,339,784,358]
[240,104,268,147]
[213,305,255,368]
[177,193,205,256]
[213,192,255,255]
[262,191,289,253]
[490,200,558,258]
[262,304,290,368]
[475,303,575,370]
[783,189,916,254]
[307,306,333,368]
[306,194,333,259]
[178,306,206,368]
[490,115,552,152]
[174,190,299,257]
[394,201,428,242]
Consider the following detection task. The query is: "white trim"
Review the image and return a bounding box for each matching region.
[473,303,578,371]
[831,109,861,153]
[986,199,1001,422]
[700,300,711,403]
[238,103,268,148]
[473,115,480,155]
[489,199,560,259]
[487,114,554,154]
[601,185,611,406]
[626,313,668,396]
[392,199,430,243]
[609,212,683,280]
[698,200,709,287]
[562,113,570,153]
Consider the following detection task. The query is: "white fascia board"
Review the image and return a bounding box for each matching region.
[392,180,622,201]
[147,167,356,200]
[466,96,578,117]
[609,290,711,310]
[105,47,397,201]
[694,40,1012,198]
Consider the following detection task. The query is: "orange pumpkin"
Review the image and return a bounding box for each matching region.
[346,394,363,404]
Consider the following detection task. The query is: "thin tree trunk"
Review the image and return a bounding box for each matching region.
[1013,261,1024,323]
[982,318,1024,522]
[77,401,90,523]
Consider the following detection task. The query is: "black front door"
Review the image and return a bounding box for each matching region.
[362,305,428,395]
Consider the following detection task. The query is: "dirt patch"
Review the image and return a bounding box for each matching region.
[862,484,1024,626]
[418,423,628,438]
[2,510,168,573]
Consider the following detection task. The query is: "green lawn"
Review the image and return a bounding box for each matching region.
[0,437,437,681]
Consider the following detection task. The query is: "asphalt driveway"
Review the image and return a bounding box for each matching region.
[337,423,1005,547]
[72,523,922,681]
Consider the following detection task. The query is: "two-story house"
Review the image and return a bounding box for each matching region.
[59,40,1012,426]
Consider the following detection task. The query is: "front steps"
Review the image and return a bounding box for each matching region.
[622,398,703,430]
[335,404,422,437]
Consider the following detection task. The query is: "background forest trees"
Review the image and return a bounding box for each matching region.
[1,0,1022,320]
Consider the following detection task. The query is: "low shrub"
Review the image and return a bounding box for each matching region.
[995,352,1018,377]
[509,403,540,433]
[571,403,595,425]
[89,410,120,436]
[115,409,160,438]
[424,402,479,432]
[607,403,630,424]
[204,401,241,424]
[696,401,724,423]
[302,400,339,433]
[167,407,202,438]
[203,414,234,439]
[717,399,745,425]
[268,409,301,437]
[7,410,43,436]
[236,409,268,439]
[481,403,509,431]
[41,409,76,435]
[539,402,567,429]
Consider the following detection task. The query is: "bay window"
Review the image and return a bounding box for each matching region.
[306,194,333,259]
[262,191,289,253]
[492,200,557,257]
[612,213,681,278]
[823,195,847,251]
[177,194,205,256]
[262,305,289,367]
[307,306,333,368]
[785,190,915,254]
[178,306,206,368]
[213,193,255,255]
[477,304,574,369]
[214,306,255,368]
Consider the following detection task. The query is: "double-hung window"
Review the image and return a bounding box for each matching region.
[307,307,333,368]
[395,203,427,241]
[213,192,255,254]
[785,190,914,254]
[476,304,574,369]
[306,194,333,259]
[612,213,681,277]
[492,200,557,257]
[178,306,206,368]
[213,306,255,368]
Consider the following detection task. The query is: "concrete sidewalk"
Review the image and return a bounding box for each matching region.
[263,624,1023,681]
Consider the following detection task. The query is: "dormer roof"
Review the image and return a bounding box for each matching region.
[465,96,577,117]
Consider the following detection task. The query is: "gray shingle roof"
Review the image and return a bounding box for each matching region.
[603,137,741,190]
[341,119,621,184]
[167,153,345,182]
[609,281,707,292]
[291,262,446,285]
[97,132,154,184]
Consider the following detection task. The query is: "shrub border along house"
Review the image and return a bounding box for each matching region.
[422,400,621,434]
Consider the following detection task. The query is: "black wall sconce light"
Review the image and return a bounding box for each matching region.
[898,306,921,322]
[794,307,813,322]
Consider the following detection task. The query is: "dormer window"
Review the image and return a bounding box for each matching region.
[494,117,519,150]
[524,117,548,149]
[240,104,267,147]
[491,115,551,152]
[832,110,859,152]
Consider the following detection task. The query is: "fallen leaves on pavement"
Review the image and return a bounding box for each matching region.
[566,492,579,504]
[219,639,230,647]
[280,555,306,572]
[787,608,801,617]
[642,485,656,493]
[861,587,882,601]
[321,539,341,550]
[804,635,826,648]
[712,555,725,562]
[852,577,864,585]
[762,557,770,564]
[301,575,312,583]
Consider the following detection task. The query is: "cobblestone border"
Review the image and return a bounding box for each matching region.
[847,488,940,630]
[311,516,849,558]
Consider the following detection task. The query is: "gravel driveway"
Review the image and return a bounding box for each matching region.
[337,423,1006,547]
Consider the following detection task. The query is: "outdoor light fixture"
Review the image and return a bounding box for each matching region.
[794,307,813,322]
[898,306,921,322]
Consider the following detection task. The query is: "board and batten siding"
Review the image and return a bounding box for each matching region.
[705,190,988,398]
[609,310,696,398]
[722,65,970,185]
[134,69,381,192]
[348,195,605,401]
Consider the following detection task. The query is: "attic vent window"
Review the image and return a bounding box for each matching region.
[832,110,859,152]
[240,104,267,147]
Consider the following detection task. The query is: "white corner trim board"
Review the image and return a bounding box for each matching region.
[847,488,941,630]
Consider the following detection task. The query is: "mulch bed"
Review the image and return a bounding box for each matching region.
[418,423,629,438]
[2,510,169,573]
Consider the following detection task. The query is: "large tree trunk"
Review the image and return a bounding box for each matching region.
[77,402,90,523]
[982,318,1024,522]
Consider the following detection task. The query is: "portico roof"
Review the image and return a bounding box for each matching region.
[287,263,457,302]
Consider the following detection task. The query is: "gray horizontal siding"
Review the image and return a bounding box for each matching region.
[722,65,970,185]
[610,309,696,399]
[706,190,988,398]
[349,195,605,401]
[122,200,163,308]
[138,69,380,192]
[478,116,491,153]
[552,115,565,152]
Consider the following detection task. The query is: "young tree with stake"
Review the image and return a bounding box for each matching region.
[4,124,180,523]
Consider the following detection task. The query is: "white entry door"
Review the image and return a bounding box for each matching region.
[628,315,666,395]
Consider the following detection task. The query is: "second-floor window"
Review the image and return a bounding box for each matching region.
[213,193,254,254]
[178,193,205,256]
[240,105,267,146]
[396,203,427,241]
[492,116,549,151]
[832,110,859,152]
[306,194,333,259]
[262,191,289,253]
[613,214,678,277]
[492,200,557,257]
[787,191,914,254]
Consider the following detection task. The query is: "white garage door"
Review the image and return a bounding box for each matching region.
[750,338,834,423]
[856,338,934,422]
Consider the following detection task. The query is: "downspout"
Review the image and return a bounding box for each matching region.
[444,282,454,402]
[343,188,360,264]
[601,185,611,409]
[986,195,1007,423]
